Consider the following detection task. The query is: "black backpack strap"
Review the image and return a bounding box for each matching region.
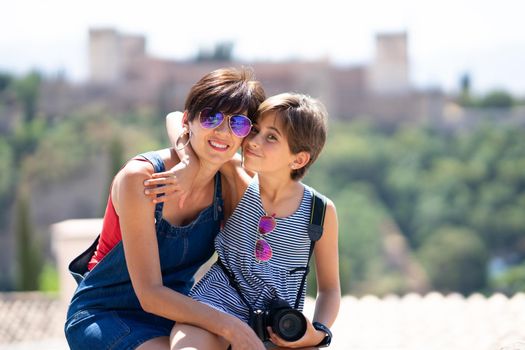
[294,189,327,309]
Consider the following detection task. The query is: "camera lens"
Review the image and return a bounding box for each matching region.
[272,309,307,342]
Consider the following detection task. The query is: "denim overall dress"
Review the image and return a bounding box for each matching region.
[64,151,223,350]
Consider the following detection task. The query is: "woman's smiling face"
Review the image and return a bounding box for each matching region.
[188,109,247,167]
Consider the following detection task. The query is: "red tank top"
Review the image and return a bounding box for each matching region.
[87,194,123,270]
[87,157,149,271]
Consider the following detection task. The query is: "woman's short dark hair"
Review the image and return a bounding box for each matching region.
[184,67,266,123]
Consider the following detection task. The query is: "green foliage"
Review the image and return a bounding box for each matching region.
[10,117,47,162]
[0,71,13,92]
[15,189,42,291]
[13,71,41,123]
[21,112,163,188]
[490,263,525,295]
[305,118,525,295]
[109,135,125,179]
[0,138,13,198]
[38,262,59,293]
[479,90,514,108]
[332,183,385,294]
[418,227,488,295]
[458,88,515,109]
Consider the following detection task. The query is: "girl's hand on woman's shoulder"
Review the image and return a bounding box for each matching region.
[143,160,195,208]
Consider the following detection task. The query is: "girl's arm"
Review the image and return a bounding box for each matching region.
[268,199,341,348]
[144,112,197,207]
[113,160,265,350]
[311,199,341,327]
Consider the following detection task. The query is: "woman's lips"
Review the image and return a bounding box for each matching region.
[208,139,229,152]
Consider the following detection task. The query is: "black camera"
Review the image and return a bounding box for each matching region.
[248,298,307,342]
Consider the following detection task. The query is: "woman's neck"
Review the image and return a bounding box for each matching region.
[190,160,221,192]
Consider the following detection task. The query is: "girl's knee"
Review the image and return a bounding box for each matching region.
[136,336,169,350]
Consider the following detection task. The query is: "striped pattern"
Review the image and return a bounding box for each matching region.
[190,177,314,322]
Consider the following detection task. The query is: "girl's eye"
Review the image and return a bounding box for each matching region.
[267,134,277,141]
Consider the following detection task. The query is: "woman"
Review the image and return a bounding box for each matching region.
[64,67,267,350]
[149,93,340,349]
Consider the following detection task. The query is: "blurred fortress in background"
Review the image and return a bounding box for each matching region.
[86,28,442,125]
[3,27,522,137]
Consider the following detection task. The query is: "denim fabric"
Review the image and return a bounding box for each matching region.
[65,150,223,350]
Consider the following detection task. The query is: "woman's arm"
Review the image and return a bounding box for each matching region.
[268,199,340,349]
[113,160,265,350]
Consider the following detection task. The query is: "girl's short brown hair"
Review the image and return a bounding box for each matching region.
[184,67,265,123]
[257,93,328,180]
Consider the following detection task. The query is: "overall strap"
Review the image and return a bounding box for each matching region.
[137,151,166,224]
[294,188,327,309]
[138,151,166,172]
[212,172,224,221]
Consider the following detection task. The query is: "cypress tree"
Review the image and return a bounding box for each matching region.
[15,188,42,290]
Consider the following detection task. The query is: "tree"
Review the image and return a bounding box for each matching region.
[418,227,488,295]
[101,135,125,215]
[491,263,525,295]
[13,71,42,123]
[15,188,42,290]
[479,90,514,109]
[0,72,12,93]
[458,72,473,106]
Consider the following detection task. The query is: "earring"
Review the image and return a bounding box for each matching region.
[175,129,192,151]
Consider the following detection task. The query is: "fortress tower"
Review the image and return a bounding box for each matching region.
[368,32,410,94]
[89,28,145,84]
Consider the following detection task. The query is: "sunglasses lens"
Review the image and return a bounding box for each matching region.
[259,216,276,235]
[230,115,252,137]
[200,108,223,129]
[255,239,272,262]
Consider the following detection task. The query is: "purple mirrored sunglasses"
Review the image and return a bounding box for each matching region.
[255,214,276,262]
[199,107,252,138]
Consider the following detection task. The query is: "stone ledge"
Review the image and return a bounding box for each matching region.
[1,292,524,350]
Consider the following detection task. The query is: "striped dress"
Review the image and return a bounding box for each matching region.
[190,176,314,322]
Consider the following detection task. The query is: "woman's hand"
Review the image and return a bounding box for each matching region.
[143,160,196,208]
[223,316,266,350]
[266,317,324,349]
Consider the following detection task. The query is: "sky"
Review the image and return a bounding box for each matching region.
[1,0,524,95]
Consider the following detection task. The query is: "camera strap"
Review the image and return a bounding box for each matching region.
[216,258,256,313]
[294,188,327,309]
[216,188,327,312]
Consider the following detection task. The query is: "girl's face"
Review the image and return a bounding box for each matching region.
[188,109,246,167]
[242,112,296,176]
